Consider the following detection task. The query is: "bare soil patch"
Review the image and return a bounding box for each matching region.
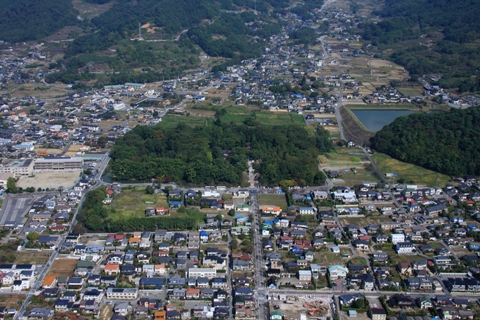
[17,171,81,189]
[47,258,79,278]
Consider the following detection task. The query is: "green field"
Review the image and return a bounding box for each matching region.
[319,147,366,167]
[337,168,380,187]
[107,188,169,221]
[372,152,453,187]
[258,193,288,210]
[396,87,424,97]
[158,114,213,129]
[159,106,304,129]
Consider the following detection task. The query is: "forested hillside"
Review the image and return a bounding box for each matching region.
[110,121,332,186]
[0,0,77,42]
[372,107,480,177]
[360,0,480,92]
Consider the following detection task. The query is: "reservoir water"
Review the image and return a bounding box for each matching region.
[352,109,415,132]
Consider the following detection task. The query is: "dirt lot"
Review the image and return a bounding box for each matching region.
[47,258,79,278]
[272,298,331,319]
[14,251,51,265]
[35,148,62,155]
[0,295,26,309]
[338,216,394,228]
[17,171,81,189]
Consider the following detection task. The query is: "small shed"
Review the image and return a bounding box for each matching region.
[348,310,357,317]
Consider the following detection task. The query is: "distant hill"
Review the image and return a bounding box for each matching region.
[372,107,480,177]
[0,0,77,42]
[360,0,480,93]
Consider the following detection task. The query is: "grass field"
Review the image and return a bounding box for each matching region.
[372,152,453,187]
[396,87,424,97]
[47,258,78,278]
[108,188,169,221]
[315,250,346,266]
[158,114,213,129]
[337,168,380,187]
[319,147,367,167]
[159,106,304,129]
[258,194,288,210]
[14,251,51,264]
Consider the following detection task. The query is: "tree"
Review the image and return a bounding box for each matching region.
[6,178,17,193]
[27,232,40,242]
[353,298,365,309]
[228,209,235,217]
[73,224,87,235]
[145,186,155,195]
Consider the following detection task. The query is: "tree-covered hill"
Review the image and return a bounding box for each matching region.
[0,0,77,42]
[110,121,332,186]
[360,0,480,92]
[372,107,480,177]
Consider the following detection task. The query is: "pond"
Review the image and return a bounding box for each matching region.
[351,109,415,132]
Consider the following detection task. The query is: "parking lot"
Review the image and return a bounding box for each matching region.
[0,196,34,226]
[333,278,348,291]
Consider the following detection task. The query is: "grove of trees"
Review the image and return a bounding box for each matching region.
[110,120,332,186]
[372,107,480,177]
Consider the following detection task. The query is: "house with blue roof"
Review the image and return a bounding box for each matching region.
[200,231,209,242]
[169,201,182,208]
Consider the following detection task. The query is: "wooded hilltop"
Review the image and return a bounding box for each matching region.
[372,107,480,177]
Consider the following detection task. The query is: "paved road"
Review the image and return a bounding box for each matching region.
[250,190,268,320]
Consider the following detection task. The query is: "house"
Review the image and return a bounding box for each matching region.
[369,308,387,320]
[390,295,416,307]
[298,270,312,282]
[390,234,405,245]
[375,234,388,243]
[270,311,283,320]
[353,239,369,250]
[104,264,120,276]
[395,242,416,254]
[417,296,432,309]
[328,265,348,280]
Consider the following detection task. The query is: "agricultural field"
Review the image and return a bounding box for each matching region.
[107,188,169,221]
[258,193,288,210]
[47,258,78,278]
[396,86,424,97]
[372,152,453,187]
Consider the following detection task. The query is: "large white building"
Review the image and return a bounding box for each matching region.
[390,234,405,245]
[0,159,34,177]
[106,288,138,299]
[188,268,217,279]
[34,156,84,171]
